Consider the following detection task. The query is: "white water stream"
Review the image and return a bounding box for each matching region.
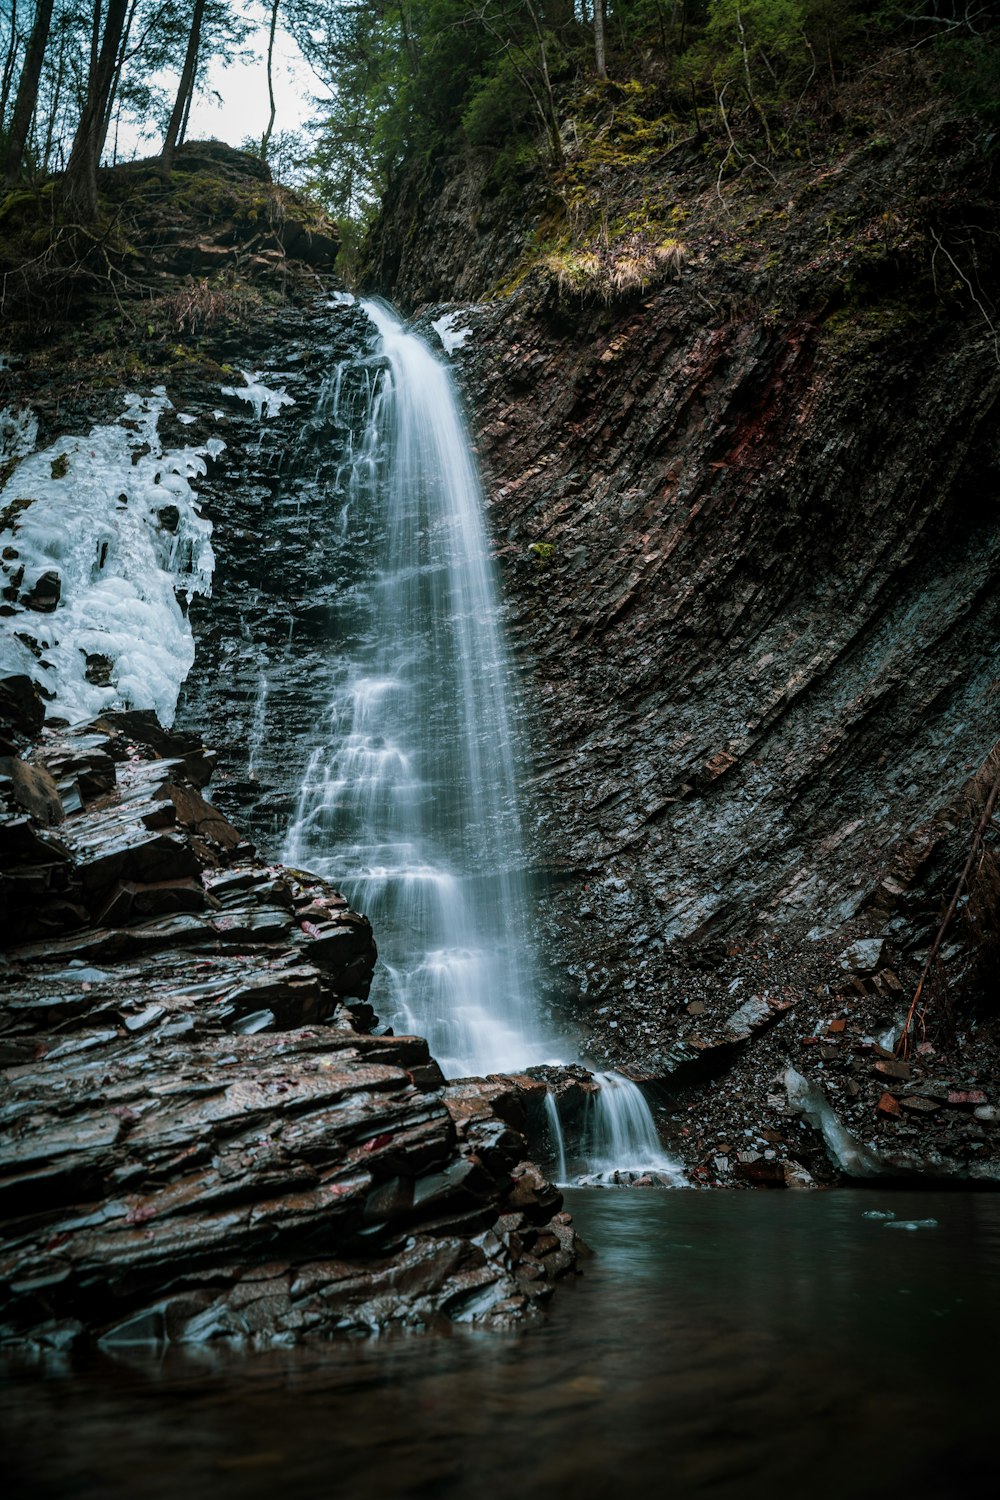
[285,299,681,1180]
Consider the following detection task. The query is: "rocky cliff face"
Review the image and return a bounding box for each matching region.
[377,80,1000,1180]
[4,117,999,1198]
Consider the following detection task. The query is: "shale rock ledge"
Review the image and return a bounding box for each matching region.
[0,684,578,1352]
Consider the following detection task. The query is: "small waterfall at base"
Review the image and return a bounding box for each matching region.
[284,297,684,1183]
[544,1091,568,1187]
[580,1073,687,1186]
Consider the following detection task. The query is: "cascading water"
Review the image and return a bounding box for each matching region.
[544,1091,569,1186]
[284,298,682,1181]
[284,300,553,1079]
[581,1073,687,1186]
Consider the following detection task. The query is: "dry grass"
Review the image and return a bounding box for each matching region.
[541,234,687,302]
[151,277,258,334]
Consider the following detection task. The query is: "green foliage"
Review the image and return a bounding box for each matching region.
[528,540,555,567]
[461,54,534,150]
[936,33,1000,133]
[701,0,810,83]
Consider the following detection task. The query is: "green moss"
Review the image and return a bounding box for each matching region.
[50,453,69,481]
[528,541,555,568]
[0,181,57,228]
[171,172,240,219]
[821,299,927,349]
[164,342,229,378]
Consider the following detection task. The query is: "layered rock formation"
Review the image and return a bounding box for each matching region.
[0,692,579,1350]
[4,110,998,1198]
[373,75,1000,1182]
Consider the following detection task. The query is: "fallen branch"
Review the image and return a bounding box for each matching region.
[929,227,1000,366]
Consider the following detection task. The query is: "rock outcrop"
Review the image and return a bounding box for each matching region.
[4,109,998,1192]
[372,75,1000,1183]
[0,694,579,1350]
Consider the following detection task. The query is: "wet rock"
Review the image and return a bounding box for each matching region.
[783,1161,817,1189]
[0,714,577,1346]
[95,877,208,924]
[157,781,241,851]
[506,1161,563,1224]
[84,654,113,686]
[0,675,45,749]
[0,757,63,825]
[22,570,60,612]
[873,1059,911,1082]
[733,1154,787,1187]
[947,1090,987,1110]
[899,1095,940,1115]
[839,939,886,976]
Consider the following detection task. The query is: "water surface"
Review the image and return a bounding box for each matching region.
[4,1189,996,1499]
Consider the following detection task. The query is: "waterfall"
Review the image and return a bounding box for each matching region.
[582,1073,687,1186]
[284,300,553,1078]
[544,1091,568,1186]
[283,298,684,1184]
[246,670,269,781]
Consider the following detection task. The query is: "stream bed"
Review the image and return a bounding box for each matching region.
[4,1188,998,1499]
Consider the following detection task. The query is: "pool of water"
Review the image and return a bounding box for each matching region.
[4,1188,997,1499]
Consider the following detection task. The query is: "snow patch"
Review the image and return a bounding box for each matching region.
[0,389,215,727]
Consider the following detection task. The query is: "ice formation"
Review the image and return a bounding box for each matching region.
[0,389,216,726]
[0,405,39,460]
[220,370,295,420]
[784,1066,883,1178]
[431,311,473,356]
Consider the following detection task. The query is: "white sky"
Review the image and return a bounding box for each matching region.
[183,27,317,148]
[116,26,319,159]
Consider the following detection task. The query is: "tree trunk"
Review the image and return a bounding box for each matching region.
[178,68,195,146]
[521,0,564,168]
[43,25,68,171]
[260,0,280,161]
[593,0,607,81]
[64,0,130,220]
[1,0,20,131]
[395,1,419,71]
[100,0,138,148]
[161,0,206,173]
[4,0,54,181]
